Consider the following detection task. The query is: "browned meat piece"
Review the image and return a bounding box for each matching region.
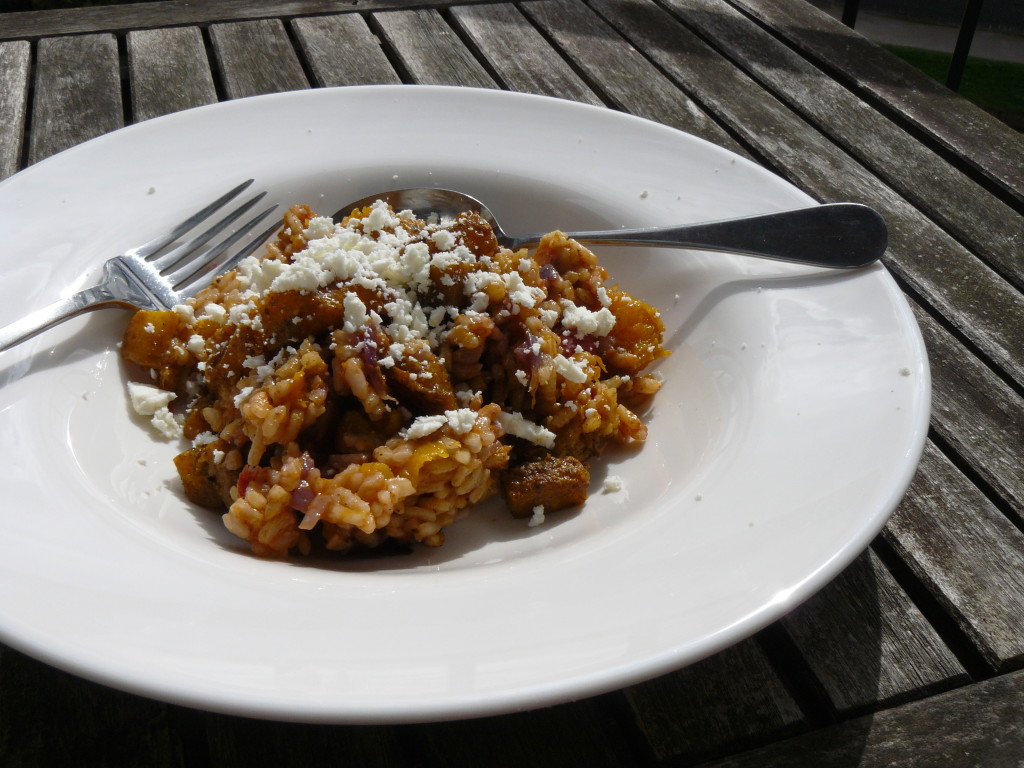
[174,440,237,509]
[385,344,458,414]
[501,455,590,518]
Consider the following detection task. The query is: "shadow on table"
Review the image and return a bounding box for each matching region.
[620,550,887,766]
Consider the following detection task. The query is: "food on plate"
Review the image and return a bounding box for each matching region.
[122,200,666,557]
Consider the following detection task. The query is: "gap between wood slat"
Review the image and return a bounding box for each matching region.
[280,15,324,93]
[754,625,838,726]
[437,6,510,89]
[872,536,991,684]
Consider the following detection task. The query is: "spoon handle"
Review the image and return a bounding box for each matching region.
[507,203,886,269]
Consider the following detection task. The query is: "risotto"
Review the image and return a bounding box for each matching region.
[121,201,666,557]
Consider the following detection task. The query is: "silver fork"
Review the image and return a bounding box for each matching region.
[0,180,279,353]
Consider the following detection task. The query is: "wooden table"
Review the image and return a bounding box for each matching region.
[2,1,1023,765]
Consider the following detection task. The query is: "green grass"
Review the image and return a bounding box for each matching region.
[884,44,1024,131]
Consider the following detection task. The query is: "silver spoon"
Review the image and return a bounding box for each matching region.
[335,188,886,269]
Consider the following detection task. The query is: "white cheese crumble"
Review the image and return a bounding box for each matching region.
[528,505,546,527]
[560,300,615,337]
[497,410,555,449]
[343,292,368,332]
[553,354,588,384]
[127,382,175,416]
[403,409,479,439]
[128,383,182,439]
[150,408,183,439]
[602,476,624,493]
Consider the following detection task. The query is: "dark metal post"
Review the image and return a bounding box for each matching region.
[947,0,985,91]
[841,0,861,27]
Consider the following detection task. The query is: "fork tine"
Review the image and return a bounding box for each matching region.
[129,179,255,260]
[150,192,268,274]
[171,207,280,295]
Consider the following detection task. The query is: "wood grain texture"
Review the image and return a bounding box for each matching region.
[410,696,644,767]
[725,0,1024,205]
[0,647,184,767]
[127,27,218,123]
[291,14,402,87]
[0,41,30,181]
[449,3,604,106]
[883,442,1024,671]
[209,19,310,99]
[649,0,1023,290]
[704,669,1024,768]
[587,0,1024,390]
[624,639,805,762]
[0,0,498,40]
[28,33,123,165]
[204,715,405,768]
[913,302,1024,524]
[371,8,496,88]
[520,0,747,156]
[780,549,967,714]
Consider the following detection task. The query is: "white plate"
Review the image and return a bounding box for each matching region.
[0,86,929,723]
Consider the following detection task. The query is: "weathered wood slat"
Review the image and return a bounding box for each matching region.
[0,0,498,41]
[913,303,1024,524]
[28,33,123,165]
[726,0,1024,206]
[648,0,1023,290]
[0,41,30,181]
[779,549,967,714]
[883,441,1024,672]
[209,19,310,99]
[204,715,404,767]
[411,696,644,767]
[624,639,806,763]
[0,647,184,767]
[371,9,496,88]
[448,3,604,106]
[127,27,218,123]
[704,669,1024,767]
[519,0,747,156]
[290,14,402,87]
[586,0,1024,390]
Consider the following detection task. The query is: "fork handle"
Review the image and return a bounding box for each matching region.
[0,286,123,353]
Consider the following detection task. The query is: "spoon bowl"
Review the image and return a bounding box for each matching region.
[334,188,887,269]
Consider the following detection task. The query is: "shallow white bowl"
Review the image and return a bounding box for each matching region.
[0,86,929,723]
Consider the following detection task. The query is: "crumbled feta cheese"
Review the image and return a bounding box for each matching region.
[201,303,228,324]
[192,431,218,447]
[431,229,456,251]
[343,291,368,332]
[150,407,182,439]
[444,408,477,435]
[602,476,624,493]
[553,354,588,384]
[186,334,206,355]
[127,382,176,416]
[560,300,615,338]
[233,386,254,408]
[497,411,555,448]
[538,308,559,328]
[404,415,447,439]
[528,505,546,527]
